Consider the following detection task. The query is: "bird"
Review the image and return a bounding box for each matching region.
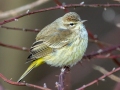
[17,12,88,82]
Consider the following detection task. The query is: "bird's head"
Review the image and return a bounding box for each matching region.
[60,12,86,31]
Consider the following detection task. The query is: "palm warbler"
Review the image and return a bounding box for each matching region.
[17,12,88,82]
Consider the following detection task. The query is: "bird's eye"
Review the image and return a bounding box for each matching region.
[69,23,74,26]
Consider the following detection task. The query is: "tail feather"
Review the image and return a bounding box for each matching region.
[17,58,44,82]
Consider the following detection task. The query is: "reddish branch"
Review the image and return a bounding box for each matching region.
[0,26,40,32]
[0,0,49,19]
[1,3,119,66]
[1,66,120,90]
[53,0,69,12]
[87,30,105,48]
[0,2,119,66]
[87,29,120,66]
[0,42,29,51]
[0,2,120,90]
[0,42,120,59]
[94,55,120,59]
[94,65,120,82]
[0,73,51,90]
[77,66,120,90]
[112,58,120,66]
[58,68,65,90]
[0,4,120,25]
[83,44,120,59]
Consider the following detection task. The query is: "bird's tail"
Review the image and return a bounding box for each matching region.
[17,58,44,82]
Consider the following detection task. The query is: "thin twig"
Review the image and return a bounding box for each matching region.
[0,25,40,32]
[87,29,120,66]
[57,67,70,90]
[53,0,69,12]
[112,58,120,66]
[83,44,120,59]
[0,42,29,51]
[0,73,51,90]
[1,4,120,25]
[77,66,120,90]
[88,30,105,48]
[0,0,49,19]
[94,65,120,82]
[93,54,120,59]
[89,39,111,47]
[58,68,65,90]
[0,42,120,59]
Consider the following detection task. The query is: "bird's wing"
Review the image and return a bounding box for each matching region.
[36,23,72,48]
[41,28,72,48]
[26,40,53,62]
[26,26,72,63]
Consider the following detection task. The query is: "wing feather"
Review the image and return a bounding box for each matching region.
[26,21,72,63]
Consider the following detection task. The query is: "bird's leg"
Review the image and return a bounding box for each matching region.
[64,66,70,71]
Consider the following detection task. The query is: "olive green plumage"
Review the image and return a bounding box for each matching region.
[17,12,88,82]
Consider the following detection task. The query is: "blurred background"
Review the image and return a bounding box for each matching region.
[0,0,120,90]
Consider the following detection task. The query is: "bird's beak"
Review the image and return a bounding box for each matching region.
[81,20,87,23]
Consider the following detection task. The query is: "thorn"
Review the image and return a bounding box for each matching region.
[25,83,28,86]
[35,29,39,31]
[43,83,47,88]
[82,85,86,88]
[97,49,103,54]
[80,1,84,5]
[10,78,12,80]
[94,40,98,42]
[22,47,27,50]
[104,8,107,11]
[74,7,76,10]
[61,68,65,73]
[26,10,30,14]
[105,53,111,57]
[22,28,26,31]
[116,47,120,51]
[112,67,115,71]
[79,61,83,66]
[100,78,105,81]
[14,19,18,21]
[55,82,60,87]
[59,6,65,9]
[94,34,98,39]
[55,75,59,77]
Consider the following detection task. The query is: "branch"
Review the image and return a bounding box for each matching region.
[0,4,120,25]
[0,73,51,90]
[0,0,49,19]
[1,25,120,52]
[94,65,120,82]
[57,68,65,90]
[87,29,120,66]
[112,58,120,66]
[89,39,111,47]
[88,30,103,48]
[0,42,29,51]
[0,25,40,32]
[53,0,69,12]
[0,41,120,59]
[92,54,120,59]
[83,44,120,59]
[0,26,114,48]
[56,67,70,90]
[77,66,120,90]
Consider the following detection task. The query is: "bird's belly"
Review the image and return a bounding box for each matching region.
[44,38,88,67]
